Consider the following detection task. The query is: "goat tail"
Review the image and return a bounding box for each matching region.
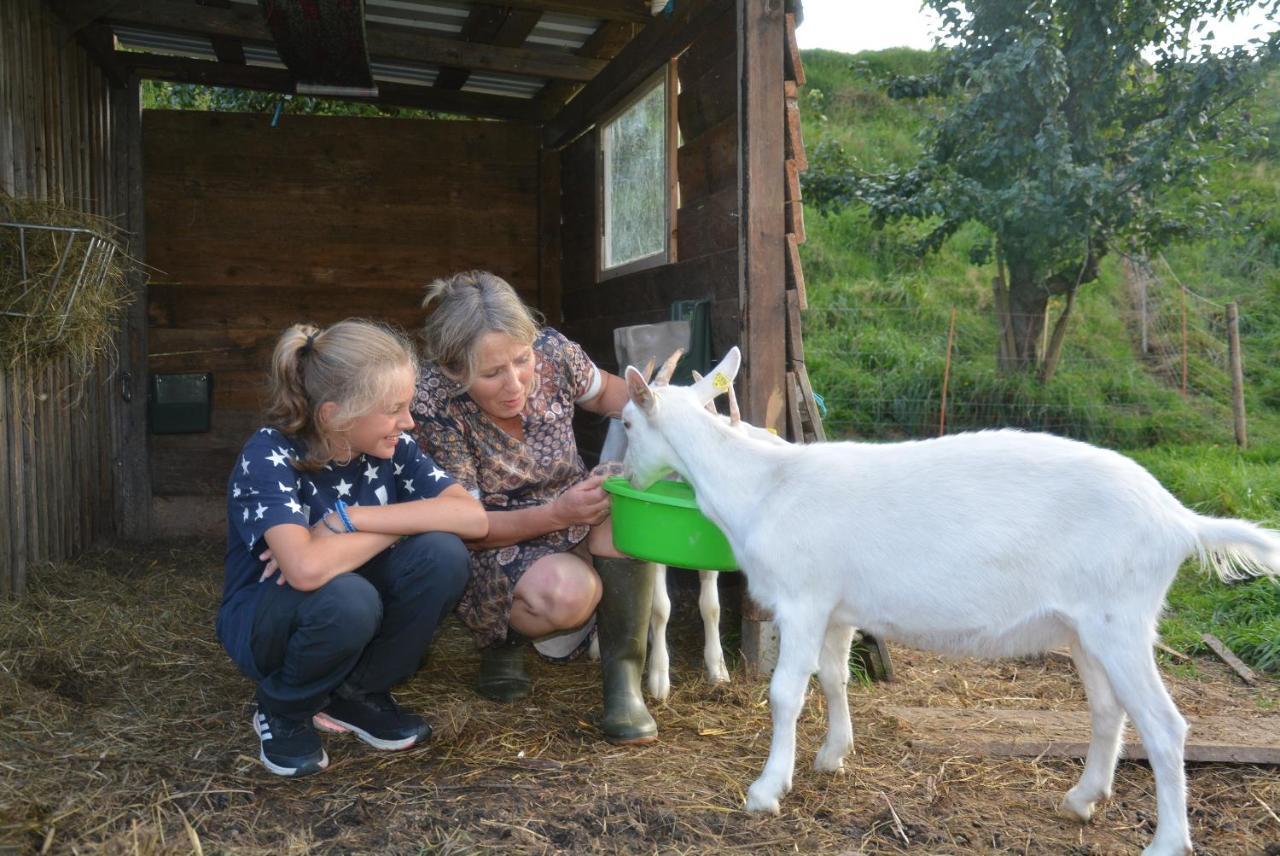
[1192,516,1280,583]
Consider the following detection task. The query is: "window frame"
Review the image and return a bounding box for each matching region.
[595,62,679,283]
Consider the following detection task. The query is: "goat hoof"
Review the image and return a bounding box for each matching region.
[813,747,847,773]
[709,659,730,684]
[1058,794,1096,823]
[646,673,671,702]
[1140,839,1193,856]
[744,783,782,815]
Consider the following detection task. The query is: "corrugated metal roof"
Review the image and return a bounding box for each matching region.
[113,26,217,62]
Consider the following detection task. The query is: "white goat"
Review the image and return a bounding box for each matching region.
[619,346,1280,856]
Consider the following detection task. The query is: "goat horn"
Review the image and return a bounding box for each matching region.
[641,356,656,384]
[654,349,684,385]
[726,377,741,425]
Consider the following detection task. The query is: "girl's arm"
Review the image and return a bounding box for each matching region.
[468,473,611,549]
[339,484,488,540]
[261,522,400,592]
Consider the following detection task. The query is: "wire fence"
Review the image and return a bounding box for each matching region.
[803,257,1246,449]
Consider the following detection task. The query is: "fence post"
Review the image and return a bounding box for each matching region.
[939,307,957,436]
[1227,301,1247,449]
[1180,284,1189,398]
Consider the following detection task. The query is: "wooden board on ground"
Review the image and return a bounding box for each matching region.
[885,706,1280,765]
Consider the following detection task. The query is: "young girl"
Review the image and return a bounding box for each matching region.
[218,319,487,777]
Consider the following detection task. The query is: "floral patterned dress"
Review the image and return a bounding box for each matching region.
[412,328,601,649]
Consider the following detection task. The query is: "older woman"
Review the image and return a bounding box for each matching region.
[411,270,658,745]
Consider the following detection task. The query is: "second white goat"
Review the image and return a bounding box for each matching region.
[619,346,1280,856]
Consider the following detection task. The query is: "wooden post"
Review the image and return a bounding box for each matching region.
[1227,301,1247,449]
[110,75,152,540]
[737,0,786,676]
[1180,284,1188,398]
[939,307,956,435]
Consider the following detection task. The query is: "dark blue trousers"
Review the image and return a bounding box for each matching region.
[249,532,469,719]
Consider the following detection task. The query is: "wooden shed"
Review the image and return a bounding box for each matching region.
[2,0,816,662]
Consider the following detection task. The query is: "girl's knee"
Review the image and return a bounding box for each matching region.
[398,532,471,595]
[309,574,382,641]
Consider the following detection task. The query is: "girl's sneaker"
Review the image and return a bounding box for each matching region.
[313,692,430,751]
[252,706,328,777]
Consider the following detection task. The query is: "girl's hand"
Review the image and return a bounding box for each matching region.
[258,549,285,585]
[552,473,611,527]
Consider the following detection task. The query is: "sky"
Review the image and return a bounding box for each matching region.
[795,0,1280,55]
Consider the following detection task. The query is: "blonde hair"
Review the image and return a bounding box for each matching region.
[420,270,540,389]
[263,319,418,470]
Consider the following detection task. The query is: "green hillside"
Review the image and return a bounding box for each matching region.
[797,48,1280,674]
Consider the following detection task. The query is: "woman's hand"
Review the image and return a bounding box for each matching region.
[259,514,340,585]
[551,473,612,528]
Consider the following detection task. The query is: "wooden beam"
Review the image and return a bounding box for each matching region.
[117,52,555,121]
[543,0,734,150]
[196,0,246,65]
[490,0,649,22]
[540,20,640,111]
[436,6,543,91]
[89,0,606,82]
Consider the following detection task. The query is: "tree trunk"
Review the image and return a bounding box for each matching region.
[996,266,1049,373]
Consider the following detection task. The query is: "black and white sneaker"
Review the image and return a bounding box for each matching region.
[313,692,431,751]
[252,706,329,777]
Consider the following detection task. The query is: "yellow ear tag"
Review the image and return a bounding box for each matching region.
[767,427,779,436]
[711,372,730,392]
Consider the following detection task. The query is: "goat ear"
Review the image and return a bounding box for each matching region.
[690,346,742,405]
[625,366,657,413]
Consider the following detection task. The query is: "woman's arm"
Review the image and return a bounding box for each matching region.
[339,484,488,540]
[578,370,629,418]
[468,473,611,549]
[262,523,400,592]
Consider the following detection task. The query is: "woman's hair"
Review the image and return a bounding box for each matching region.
[420,270,540,389]
[263,319,418,470]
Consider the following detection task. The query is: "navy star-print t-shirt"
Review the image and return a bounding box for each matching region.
[217,427,456,680]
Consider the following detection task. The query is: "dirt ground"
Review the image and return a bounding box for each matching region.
[2,540,1278,855]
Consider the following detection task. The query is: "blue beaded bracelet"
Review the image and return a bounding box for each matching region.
[334,499,357,533]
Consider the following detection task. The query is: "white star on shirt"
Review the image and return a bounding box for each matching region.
[363,462,379,484]
[240,457,250,475]
[399,432,413,443]
[243,507,249,521]
[259,427,274,435]
[374,485,388,505]
[429,466,447,482]
[334,478,353,498]
[278,481,294,494]
[254,503,267,520]
[285,497,302,515]
[393,461,404,475]
[266,448,288,468]
[401,478,415,495]
[233,485,241,498]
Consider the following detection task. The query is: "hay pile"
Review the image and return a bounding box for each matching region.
[0,193,135,374]
[1,541,1278,854]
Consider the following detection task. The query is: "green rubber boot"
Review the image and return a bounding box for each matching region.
[476,632,530,702]
[594,557,658,744]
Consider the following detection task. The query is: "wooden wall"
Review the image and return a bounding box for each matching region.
[144,112,540,526]
[0,0,139,596]
[559,3,741,373]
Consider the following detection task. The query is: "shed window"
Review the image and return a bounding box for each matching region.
[599,67,676,279]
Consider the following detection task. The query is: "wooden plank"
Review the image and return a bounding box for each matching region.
[0,369,11,596]
[677,47,737,145]
[785,95,807,172]
[677,184,738,262]
[794,362,825,442]
[785,370,802,444]
[0,0,13,195]
[887,706,1280,765]
[783,12,805,86]
[1202,633,1258,686]
[540,20,640,111]
[538,148,564,325]
[785,197,805,245]
[9,369,30,596]
[674,4,736,85]
[543,0,735,149]
[676,111,736,202]
[435,6,542,91]
[785,233,806,309]
[785,156,801,203]
[785,288,804,364]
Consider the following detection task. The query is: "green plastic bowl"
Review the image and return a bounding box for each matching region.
[603,477,739,571]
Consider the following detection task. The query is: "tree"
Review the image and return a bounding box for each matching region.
[857,0,1280,380]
